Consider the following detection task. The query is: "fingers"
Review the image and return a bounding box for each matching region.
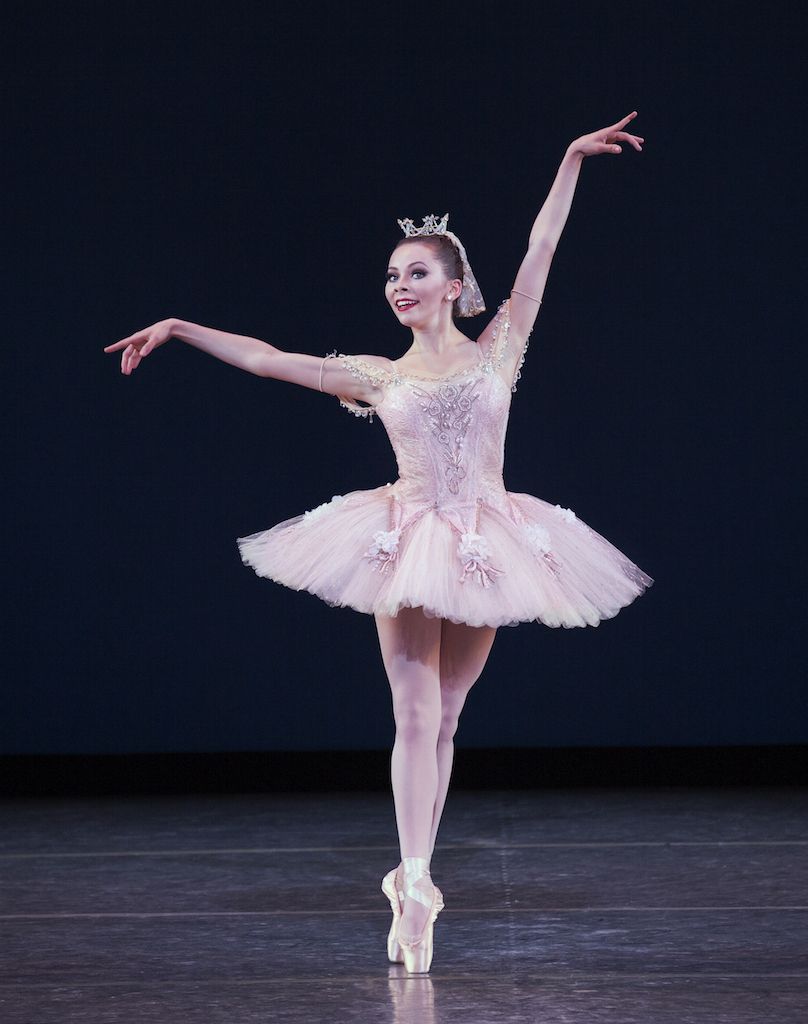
[604,113,641,146]
[106,328,155,373]
[120,342,144,375]
[585,113,642,157]
[115,330,145,348]
[614,111,638,131]
[613,130,644,151]
[104,330,146,354]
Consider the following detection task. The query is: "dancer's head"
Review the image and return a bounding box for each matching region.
[385,239,463,324]
[390,215,485,320]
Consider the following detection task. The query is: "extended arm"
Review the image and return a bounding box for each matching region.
[104,318,382,404]
[506,111,644,341]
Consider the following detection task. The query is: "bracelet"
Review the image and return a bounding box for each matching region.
[511,288,543,304]
[319,353,335,392]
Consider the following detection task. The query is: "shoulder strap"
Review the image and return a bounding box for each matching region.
[334,354,394,421]
[483,299,532,392]
[338,354,395,386]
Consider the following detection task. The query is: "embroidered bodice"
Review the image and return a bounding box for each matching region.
[336,301,528,525]
[374,368,512,512]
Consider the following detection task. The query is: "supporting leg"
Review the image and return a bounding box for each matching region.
[376,607,443,862]
[376,608,496,946]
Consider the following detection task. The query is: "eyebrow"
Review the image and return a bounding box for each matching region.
[387,260,430,272]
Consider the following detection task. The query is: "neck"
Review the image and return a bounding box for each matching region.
[408,312,466,354]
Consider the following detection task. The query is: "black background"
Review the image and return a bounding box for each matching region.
[3,0,805,756]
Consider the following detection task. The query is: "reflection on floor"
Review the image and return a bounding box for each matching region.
[1,788,807,1022]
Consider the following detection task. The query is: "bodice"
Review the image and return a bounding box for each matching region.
[375,368,512,508]
[335,299,528,527]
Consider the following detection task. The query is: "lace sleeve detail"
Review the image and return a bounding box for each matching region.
[484,300,532,393]
[334,354,394,420]
[338,355,394,385]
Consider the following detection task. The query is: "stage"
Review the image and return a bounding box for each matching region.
[2,787,806,1022]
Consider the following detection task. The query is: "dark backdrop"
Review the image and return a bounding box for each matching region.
[3,1,805,755]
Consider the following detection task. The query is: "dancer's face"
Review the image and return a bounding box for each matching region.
[385,242,458,325]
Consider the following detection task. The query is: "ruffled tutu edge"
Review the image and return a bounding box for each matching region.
[238,487,652,630]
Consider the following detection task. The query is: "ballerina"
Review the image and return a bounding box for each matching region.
[106,111,650,973]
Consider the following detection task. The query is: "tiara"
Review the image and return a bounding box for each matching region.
[397,214,450,238]
[396,213,485,317]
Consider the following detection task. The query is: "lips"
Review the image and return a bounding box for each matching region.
[396,300,418,310]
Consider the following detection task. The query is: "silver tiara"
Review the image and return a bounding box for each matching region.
[397,214,485,317]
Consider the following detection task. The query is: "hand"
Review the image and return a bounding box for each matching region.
[104,319,177,375]
[569,111,644,157]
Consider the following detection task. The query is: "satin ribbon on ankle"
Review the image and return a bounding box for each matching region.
[401,857,433,908]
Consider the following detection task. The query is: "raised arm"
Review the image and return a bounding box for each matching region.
[505,111,644,342]
[104,318,383,405]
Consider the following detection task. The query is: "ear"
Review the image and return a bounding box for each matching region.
[447,279,463,302]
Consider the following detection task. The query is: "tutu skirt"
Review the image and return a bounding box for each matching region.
[238,487,652,629]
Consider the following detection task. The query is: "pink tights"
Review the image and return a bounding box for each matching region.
[375,607,496,940]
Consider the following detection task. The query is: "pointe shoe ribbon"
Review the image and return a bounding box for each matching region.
[398,857,444,974]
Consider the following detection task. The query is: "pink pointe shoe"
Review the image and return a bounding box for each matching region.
[397,857,444,974]
[381,865,405,963]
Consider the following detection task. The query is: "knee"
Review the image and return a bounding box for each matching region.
[393,695,441,744]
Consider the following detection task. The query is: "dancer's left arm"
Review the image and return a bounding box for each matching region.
[506,111,644,343]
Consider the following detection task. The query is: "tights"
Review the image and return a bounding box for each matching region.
[375,607,496,942]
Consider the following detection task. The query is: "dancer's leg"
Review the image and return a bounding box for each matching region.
[376,607,443,942]
[376,609,497,943]
[430,619,497,854]
[376,607,442,858]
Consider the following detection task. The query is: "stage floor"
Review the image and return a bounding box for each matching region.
[2,787,807,1022]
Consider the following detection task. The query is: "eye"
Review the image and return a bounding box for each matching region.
[386,272,398,282]
[412,270,426,279]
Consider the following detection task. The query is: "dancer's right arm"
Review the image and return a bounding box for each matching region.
[104,318,381,404]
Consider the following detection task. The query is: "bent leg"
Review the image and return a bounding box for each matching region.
[431,619,497,853]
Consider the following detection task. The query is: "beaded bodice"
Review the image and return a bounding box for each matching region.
[374,369,512,508]
[337,300,528,520]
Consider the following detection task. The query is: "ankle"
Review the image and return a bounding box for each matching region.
[401,856,430,877]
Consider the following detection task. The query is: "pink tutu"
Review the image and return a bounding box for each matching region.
[239,487,651,629]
